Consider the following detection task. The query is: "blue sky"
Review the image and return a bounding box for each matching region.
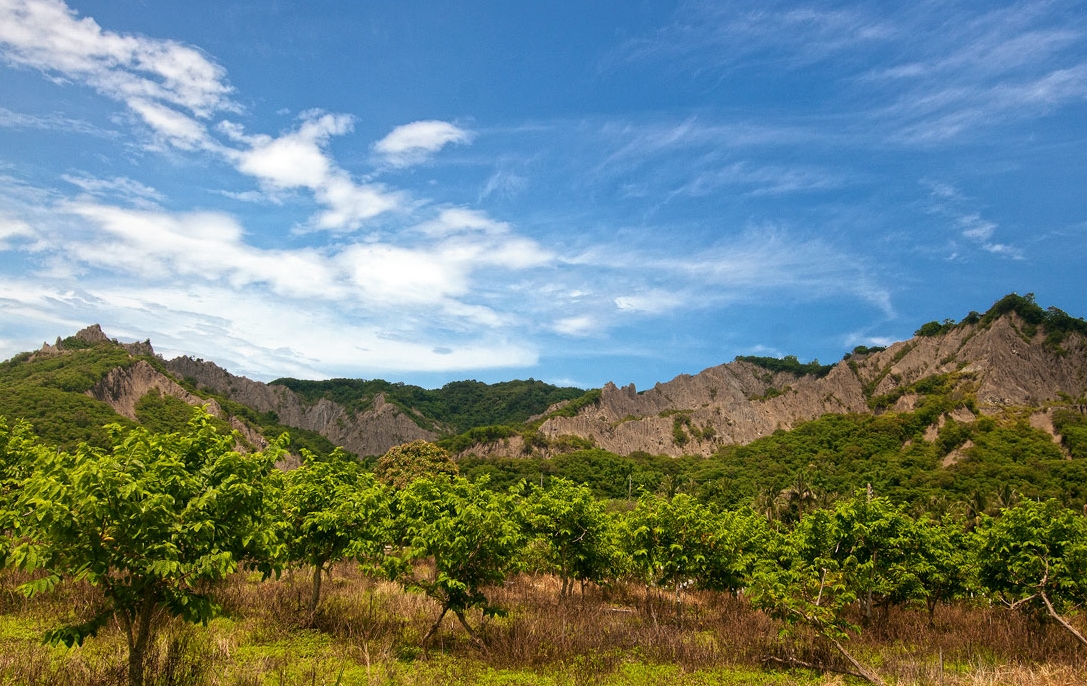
[1,0,1084,390]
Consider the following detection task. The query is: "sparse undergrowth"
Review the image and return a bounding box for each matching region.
[1,564,1083,686]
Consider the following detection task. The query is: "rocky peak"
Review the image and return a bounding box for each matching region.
[501,312,1087,459]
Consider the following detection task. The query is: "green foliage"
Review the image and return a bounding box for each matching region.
[383,476,523,645]
[1052,409,1087,459]
[908,515,975,622]
[791,493,933,623]
[843,345,887,359]
[546,388,603,418]
[134,388,202,434]
[623,495,773,597]
[735,355,833,378]
[979,293,1087,350]
[0,344,138,448]
[974,499,1087,617]
[281,449,390,615]
[915,319,956,337]
[7,408,285,686]
[439,424,521,454]
[623,493,715,592]
[513,478,624,594]
[375,440,459,489]
[270,377,584,435]
[945,420,1077,505]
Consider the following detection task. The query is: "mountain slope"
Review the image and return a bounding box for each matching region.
[2,294,1083,463]
[468,295,1087,458]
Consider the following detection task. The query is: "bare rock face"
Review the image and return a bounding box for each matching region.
[87,360,222,421]
[472,314,1087,458]
[163,356,436,456]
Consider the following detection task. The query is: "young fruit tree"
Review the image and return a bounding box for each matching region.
[281,448,390,620]
[513,477,622,597]
[8,409,285,686]
[382,476,522,648]
[748,491,928,686]
[975,498,1087,647]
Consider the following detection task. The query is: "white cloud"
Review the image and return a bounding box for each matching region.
[554,315,597,337]
[62,173,163,203]
[959,214,996,241]
[414,207,511,237]
[480,169,528,200]
[614,291,683,314]
[234,112,349,189]
[1,3,402,233]
[0,0,230,113]
[231,112,402,232]
[924,181,1021,261]
[0,105,113,136]
[374,120,473,167]
[0,0,235,131]
[0,278,539,379]
[0,215,36,248]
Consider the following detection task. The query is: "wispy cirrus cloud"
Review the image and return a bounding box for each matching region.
[61,173,163,205]
[921,180,1023,260]
[0,0,236,126]
[610,1,1086,145]
[608,1,892,73]
[0,105,114,137]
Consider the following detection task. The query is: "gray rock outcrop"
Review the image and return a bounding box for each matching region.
[163,356,436,456]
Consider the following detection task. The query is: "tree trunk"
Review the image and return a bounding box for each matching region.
[126,595,157,686]
[560,550,570,598]
[421,606,448,647]
[1040,591,1087,647]
[309,563,324,620]
[825,633,887,686]
[454,608,487,650]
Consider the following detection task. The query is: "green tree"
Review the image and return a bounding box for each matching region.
[624,493,740,619]
[906,515,975,625]
[792,493,926,626]
[383,476,522,648]
[514,477,622,597]
[702,506,774,593]
[975,499,1087,647]
[749,519,887,686]
[374,440,458,489]
[281,449,389,619]
[8,409,285,686]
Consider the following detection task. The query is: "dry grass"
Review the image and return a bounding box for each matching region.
[0,564,1083,685]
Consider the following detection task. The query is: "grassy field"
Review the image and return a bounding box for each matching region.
[1,564,1083,686]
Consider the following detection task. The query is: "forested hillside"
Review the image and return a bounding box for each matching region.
[1,293,1085,514]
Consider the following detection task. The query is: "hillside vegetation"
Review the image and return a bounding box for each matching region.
[270,376,584,435]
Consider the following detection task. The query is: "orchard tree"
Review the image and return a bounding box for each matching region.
[0,417,39,562]
[624,493,721,619]
[975,498,1087,647]
[281,449,389,619]
[513,477,622,597]
[375,440,458,489]
[791,492,924,626]
[902,515,974,625]
[701,506,773,593]
[748,492,926,686]
[383,476,522,648]
[9,409,285,686]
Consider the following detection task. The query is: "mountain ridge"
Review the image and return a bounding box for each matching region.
[2,293,1084,461]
